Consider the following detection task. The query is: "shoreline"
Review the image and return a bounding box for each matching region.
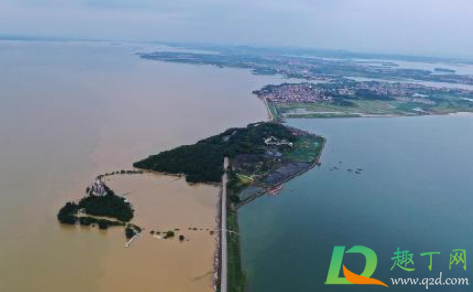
[260,97,276,122]
[232,88,473,291]
[271,101,473,121]
[284,111,473,120]
[232,137,325,210]
[224,96,326,292]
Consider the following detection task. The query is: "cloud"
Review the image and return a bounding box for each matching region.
[1,0,473,58]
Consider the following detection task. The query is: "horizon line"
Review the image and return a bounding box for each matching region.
[1,33,472,64]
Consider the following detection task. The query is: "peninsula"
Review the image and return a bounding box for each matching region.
[253,80,473,119]
[141,46,473,119]
[55,44,473,292]
[140,47,473,86]
[133,121,325,292]
[133,122,325,200]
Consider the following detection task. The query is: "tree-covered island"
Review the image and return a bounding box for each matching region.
[57,179,141,238]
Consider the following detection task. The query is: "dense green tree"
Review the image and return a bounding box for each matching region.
[57,202,79,224]
[78,192,134,222]
[133,122,298,183]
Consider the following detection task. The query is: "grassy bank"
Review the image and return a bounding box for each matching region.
[224,135,326,291]
[227,209,246,292]
[271,100,473,119]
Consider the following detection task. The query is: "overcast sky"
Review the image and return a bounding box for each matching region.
[1,0,472,58]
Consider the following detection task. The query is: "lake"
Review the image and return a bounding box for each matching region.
[2,40,473,292]
[240,115,473,291]
[0,40,287,292]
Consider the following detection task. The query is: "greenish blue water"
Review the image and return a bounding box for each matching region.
[240,115,473,291]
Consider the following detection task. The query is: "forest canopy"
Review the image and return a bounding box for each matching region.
[133,122,298,183]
